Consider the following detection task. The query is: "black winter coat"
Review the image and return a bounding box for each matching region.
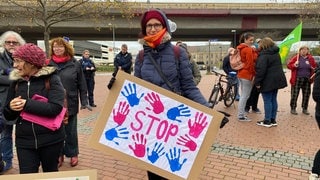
[254,46,287,92]
[3,67,65,149]
[0,50,14,109]
[312,67,320,129]
[48,57,88,116]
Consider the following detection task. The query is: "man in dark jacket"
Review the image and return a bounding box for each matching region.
[0,30,26,172]
[113,44,132,76]
[79,50,97,107]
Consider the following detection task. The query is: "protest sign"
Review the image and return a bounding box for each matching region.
[89,71,223,180]
[0,169,97,180]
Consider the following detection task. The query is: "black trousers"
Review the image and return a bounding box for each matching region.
[147,171,168,180]
[312,149,320,175]
[245,85,260,110]
[16,141,63,174]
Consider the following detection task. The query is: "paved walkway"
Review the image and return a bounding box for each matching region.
[2,71,319,179]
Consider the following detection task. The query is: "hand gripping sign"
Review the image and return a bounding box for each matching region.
[89,71,223,180]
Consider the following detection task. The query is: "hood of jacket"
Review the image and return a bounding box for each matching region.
[9,66,57,81]
[259,46,279,56]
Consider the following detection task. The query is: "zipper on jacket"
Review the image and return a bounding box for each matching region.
[27,81,30,99]
[27,81,38,149]
[31,123,38,149]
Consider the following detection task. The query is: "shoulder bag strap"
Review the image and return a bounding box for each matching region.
[147,52,175,92]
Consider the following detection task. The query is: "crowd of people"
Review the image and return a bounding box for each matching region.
[0,33,95,174]
[0,7,319,180]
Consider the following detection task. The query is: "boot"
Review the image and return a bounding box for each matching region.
[290,108,298,115]
[70,156,78,167]
[58,155,64,168]
[303,109,310,115]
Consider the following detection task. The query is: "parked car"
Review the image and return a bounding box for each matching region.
[196,61,206,70]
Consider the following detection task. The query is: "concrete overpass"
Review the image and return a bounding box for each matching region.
[0,2,317,43]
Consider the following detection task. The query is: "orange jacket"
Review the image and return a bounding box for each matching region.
[236,43,258,81]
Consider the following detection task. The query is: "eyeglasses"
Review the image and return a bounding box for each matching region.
[146,23,163,30]
[53,45,64,49]
[5,41,19,46]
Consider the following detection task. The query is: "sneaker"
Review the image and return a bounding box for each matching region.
[238,117,251,122]
[303,109,310,115]
[90,104,97,107]
[256,120,272,127]
[271,119,277,127]
[309,173,319,180]
[252,108,262,114]
[290,109,298,115]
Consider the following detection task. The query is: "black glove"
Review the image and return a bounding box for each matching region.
[217,110,230,129]
[107,76,116,89]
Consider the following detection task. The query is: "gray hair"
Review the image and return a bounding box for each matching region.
[0,31,26,47]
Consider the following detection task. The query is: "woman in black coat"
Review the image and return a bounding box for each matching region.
[254,37,287,127]
[3,43,65,173]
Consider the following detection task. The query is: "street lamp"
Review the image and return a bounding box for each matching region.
[108,23,115,56]
[231,29,236,48]
[208,40,211,72]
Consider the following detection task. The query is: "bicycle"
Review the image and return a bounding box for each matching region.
[208,70,238,108]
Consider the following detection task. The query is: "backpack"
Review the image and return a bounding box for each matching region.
[15,77,69,125]
[229,48,244,70]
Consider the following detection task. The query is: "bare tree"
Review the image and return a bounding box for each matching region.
[0,0,136,55]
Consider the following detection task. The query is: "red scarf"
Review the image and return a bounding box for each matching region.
[143,28,166,48]
[52,55,71,63]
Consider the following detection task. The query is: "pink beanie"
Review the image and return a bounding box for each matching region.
[13,43,46,68]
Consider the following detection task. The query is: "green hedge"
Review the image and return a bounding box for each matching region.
[96,65,114,72]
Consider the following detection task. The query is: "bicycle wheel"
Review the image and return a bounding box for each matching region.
[208,85,220,108]
[223,84,236,107]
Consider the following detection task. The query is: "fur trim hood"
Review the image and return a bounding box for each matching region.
[9,66,57,81]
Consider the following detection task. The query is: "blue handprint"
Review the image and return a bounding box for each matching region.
[166,147,187,172]
[167,104,191,122]
[147,142,165,164]
[104,126,129,145]
[121,83,144,107]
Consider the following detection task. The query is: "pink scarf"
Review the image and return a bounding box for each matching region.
[52,55,70,63]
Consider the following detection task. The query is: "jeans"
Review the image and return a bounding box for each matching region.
[238,78,253,118]
[261,90,278,121]
[0,124,13,165]
[62,114,78,157]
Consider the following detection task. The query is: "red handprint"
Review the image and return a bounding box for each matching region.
[144,92,164,114]
[176,134,197,152]
[129,133,147,158]
[113,101,130,126]
[188,112,208,138]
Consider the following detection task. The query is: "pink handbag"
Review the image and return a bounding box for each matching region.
[20,94,67,131]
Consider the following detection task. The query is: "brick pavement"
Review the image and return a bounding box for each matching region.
[1,71,319,179]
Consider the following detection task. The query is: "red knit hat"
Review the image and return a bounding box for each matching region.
[141,10,167,35]
[13,43,46,68]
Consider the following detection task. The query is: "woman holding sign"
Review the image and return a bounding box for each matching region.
[134,9,210,180]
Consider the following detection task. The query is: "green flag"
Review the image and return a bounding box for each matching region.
[279,22,302,64]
